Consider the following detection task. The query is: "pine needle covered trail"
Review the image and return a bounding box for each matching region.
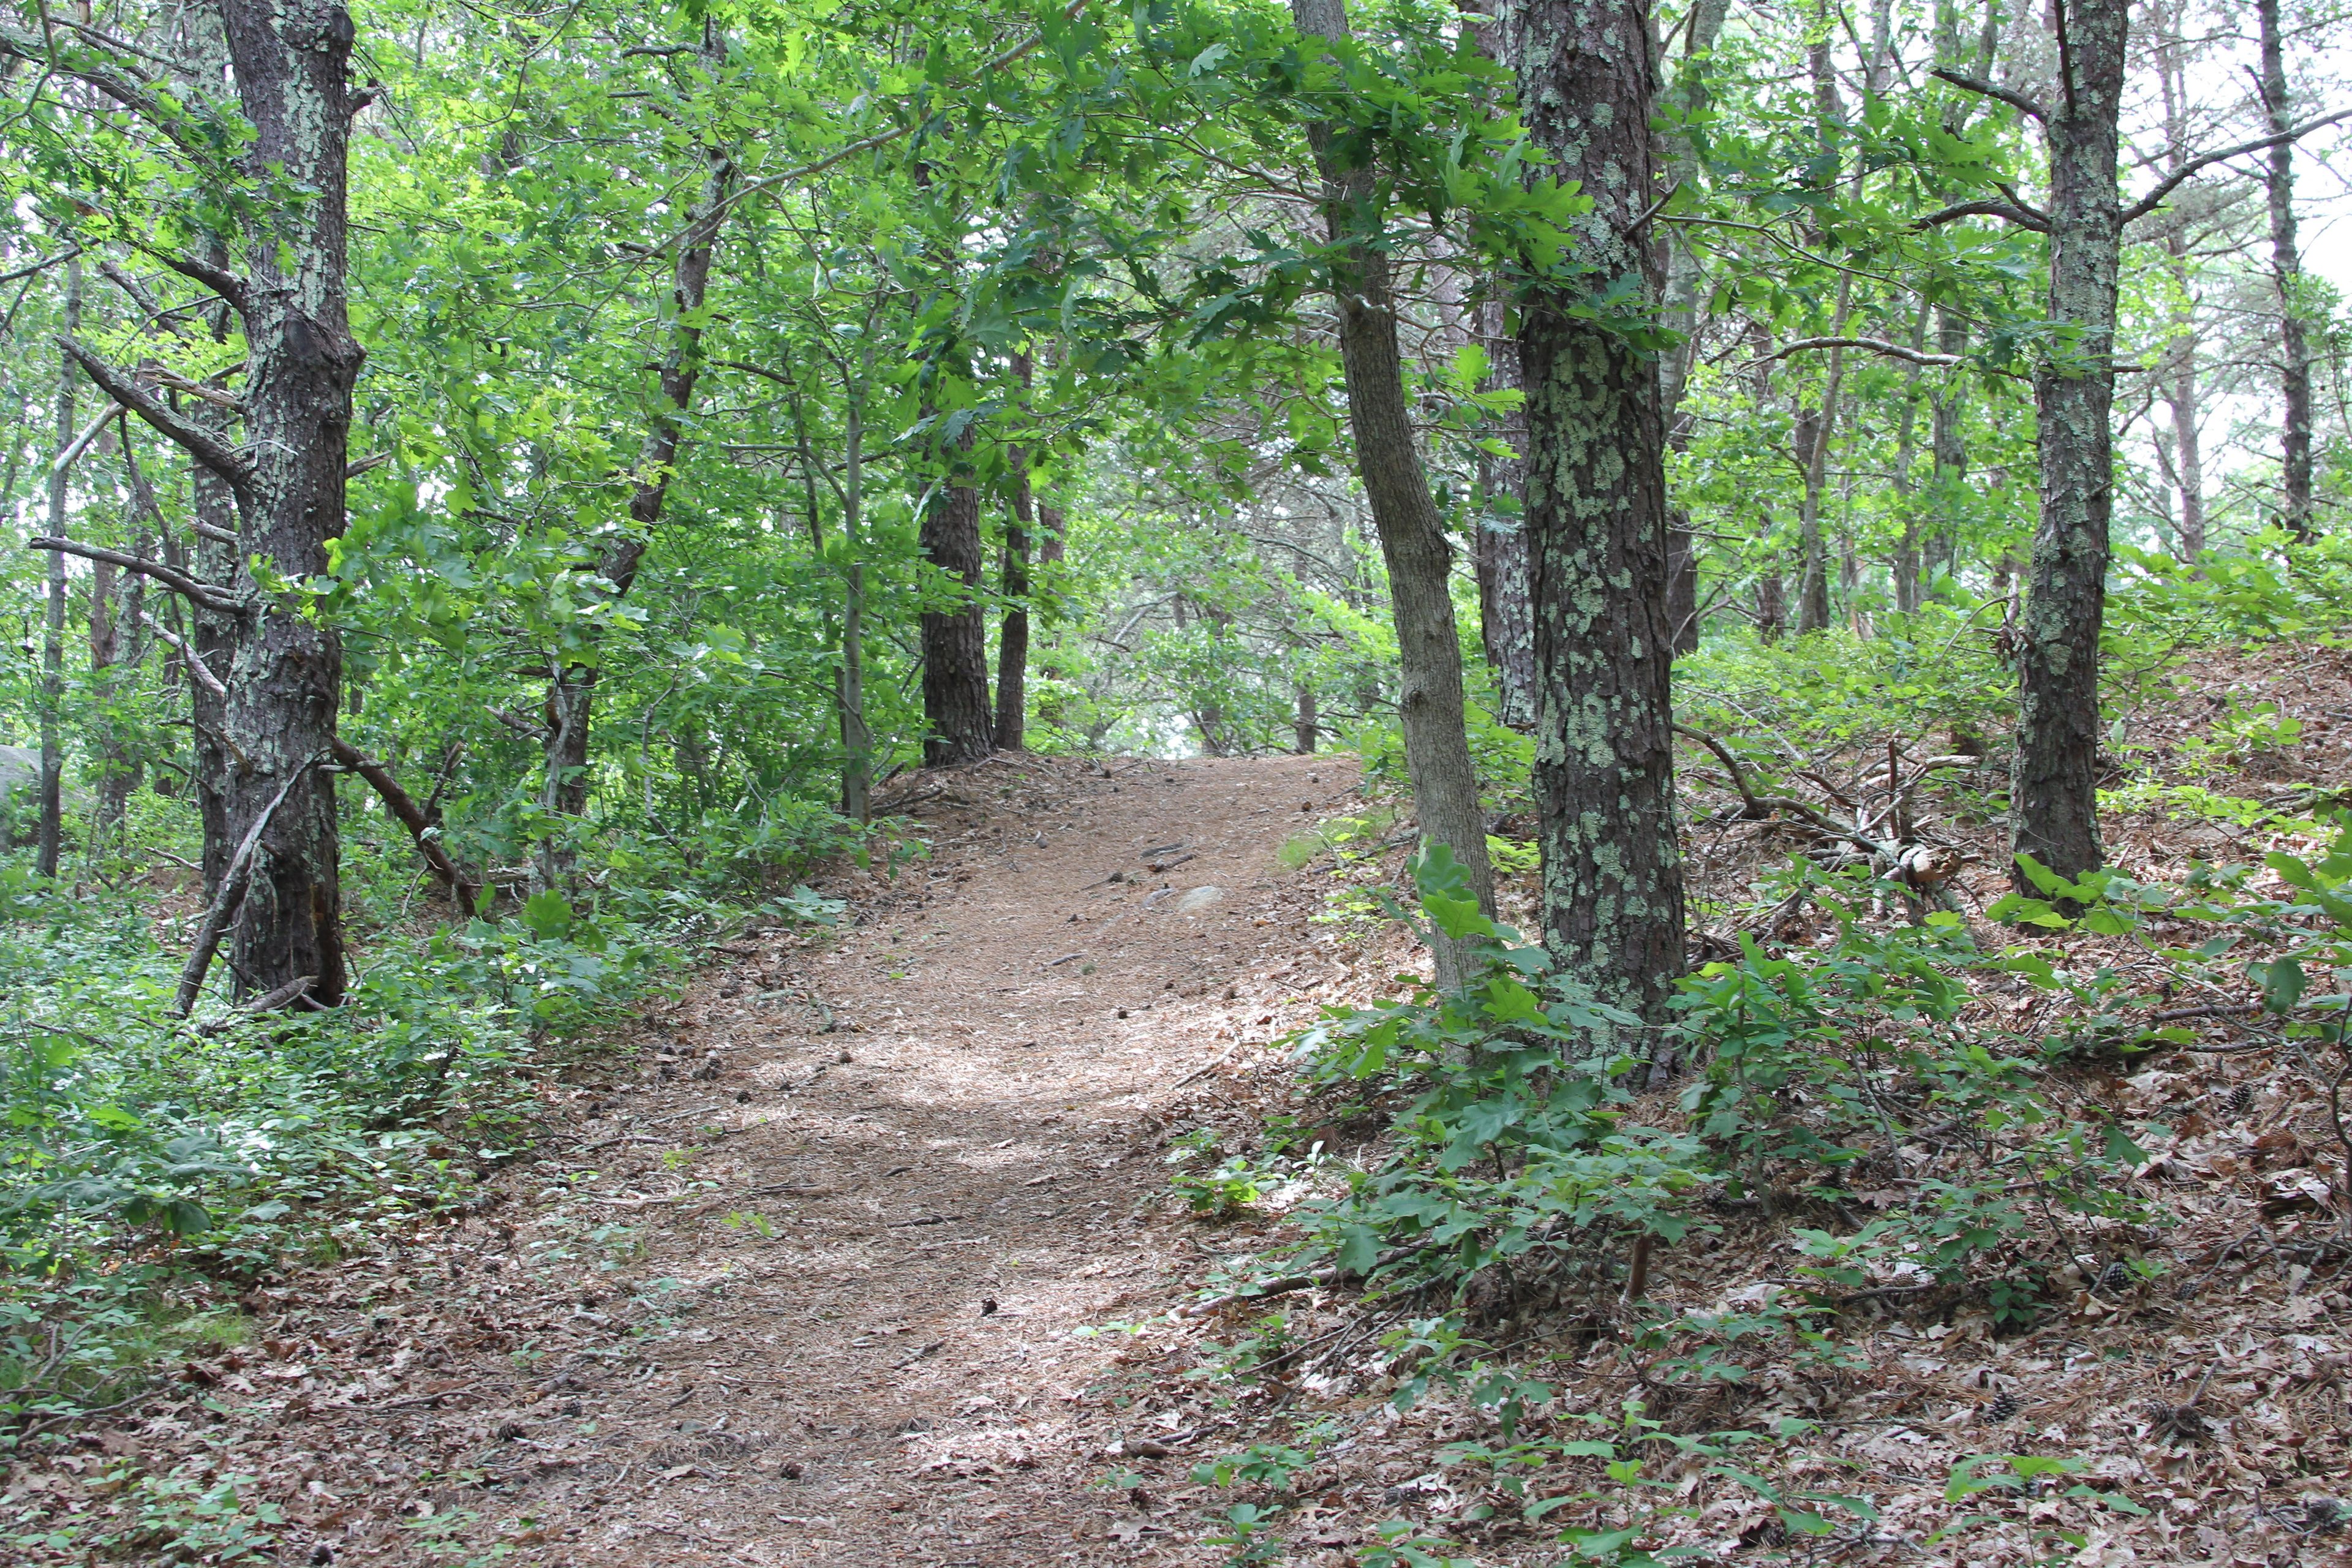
[222,753,1352,1566]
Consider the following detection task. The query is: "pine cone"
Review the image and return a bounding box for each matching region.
[2223,1084,2255,1120]
[1985,1390,2020,1423]
[2098,1258,2132,1291]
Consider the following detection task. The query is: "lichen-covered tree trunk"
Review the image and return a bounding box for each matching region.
[2257,0,2313,542]
[2012,0,2128,888]
[919,430,994,767]
[1292,0,1494,990]
[1516,0,1686,1024]
[208,0,368,1003]
[536,132,735,893]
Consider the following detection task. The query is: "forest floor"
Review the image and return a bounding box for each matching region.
[34,649,2352,1567]
[141,750,1374,1566]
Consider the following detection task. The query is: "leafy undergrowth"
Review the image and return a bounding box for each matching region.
[1107,595,2352,1567]
[0,815,851,1557]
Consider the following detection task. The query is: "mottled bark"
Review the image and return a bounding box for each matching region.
[36,258,77,880]
[538,131,734,891]
[1295,682,1319,754]
[209,0,368,1003]
[1294,0,1496,990]
[2257,0,2313,542]
[2012,0,2129,888]
[1517,0,1686,1023]
[919,428,993,767]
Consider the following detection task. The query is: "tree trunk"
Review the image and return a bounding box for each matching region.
[995,421,1034,750]
[838,360,873,823]
[1292,0,1496,989]
[1926,307,1969,597]
[1891,315,1926,613]
[89,504,148,859]
[2257,0,2313,542]
[1658,0,1730,656]
[1516,0,1686,1024]
[2012,0,2129,889]
[919,427,994,767]
[36,257,77,880]
[1472,294,1537,728]
[1295,682,1318,753]
[535,123,735,892]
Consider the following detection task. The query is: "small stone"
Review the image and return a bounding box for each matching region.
[837,1049,852,1063]
[979,1298,998,1316]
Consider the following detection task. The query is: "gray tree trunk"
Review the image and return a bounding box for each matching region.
[1292,0,1496,990]
[2011,0,2129,888]
[36,258,77,880]
[2257,0,2313,542]
[1657,0,1730,655]
[1516,0,1686,1024]
[1472,293,1537,728]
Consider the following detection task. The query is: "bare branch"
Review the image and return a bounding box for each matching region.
[48,403,123,480]
[29,536,243,614]
[138,612,228,697]
[1915,197,2051,233]
[345,451,391,480]
[174,756,326,1017]
[1929,66,2048,122]
[2120,107,2352,226]
[1763,336,1963,369]
[146,247,249,315]
[60,337,250,488]
[330,739,482,913]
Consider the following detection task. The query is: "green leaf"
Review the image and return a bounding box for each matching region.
[2256,956,2306,1014]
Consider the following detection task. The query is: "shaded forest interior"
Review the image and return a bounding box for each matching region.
[3,0,2352,1563]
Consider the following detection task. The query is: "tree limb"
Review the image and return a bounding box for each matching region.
[145,248,248,315]
[1763,336,1962,368]
[330,739,482,913]
[2120,107,2352,226]
[28,536,242,614]
[1914,198,2051,233]
[59,338,250,488]
[138,612,227,698]
[48,402,124,480]
[1928,66,2048,122]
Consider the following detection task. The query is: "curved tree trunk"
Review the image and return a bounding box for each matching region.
[1292,0,1495,990]
[1516,0,1686,1025]
[2011,0,2128,889]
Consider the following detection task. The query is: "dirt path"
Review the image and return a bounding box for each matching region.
[266,752,1351,1566]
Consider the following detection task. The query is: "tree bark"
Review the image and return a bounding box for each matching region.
[1516,0,1686,1024]
[1295,681,1319,753]
[1459,6,1537,723]
[206,0,372,1003]
[919,426,994,767]
[1657,0,1729,655]
[1925,307,1969,596]
[2011,0,2129,889]
[1292,0,1496,989]
[2257,0,2313,542]
[535,121,735,892]
[995,363,1036,752]
[36,257,77,880]
[1472,293,1537,728]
